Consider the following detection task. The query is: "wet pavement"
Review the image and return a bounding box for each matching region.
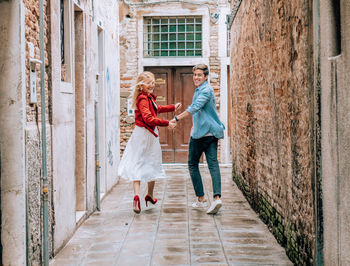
[50,164,292,265]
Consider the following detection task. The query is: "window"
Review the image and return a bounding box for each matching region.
[331,0,341,56]
[60,0,72,83]
[144,16,202,57]
[60,0,65,65]
[227,23,231,56]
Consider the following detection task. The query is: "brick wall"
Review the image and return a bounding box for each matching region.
[208,15,223,160]
[119,10,137,154]
[24,0,50,124]
[229,0,314,264]
[119,1,224,158]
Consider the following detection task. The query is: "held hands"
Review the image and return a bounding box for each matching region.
[175,102,182,111]
[168,120,177,130]
[168,102,181,130]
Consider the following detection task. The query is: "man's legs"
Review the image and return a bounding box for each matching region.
[188,137,205,201]
[204,137,222,214]
[204,137,221,199]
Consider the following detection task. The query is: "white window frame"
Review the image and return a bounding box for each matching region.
[138,6,210,71]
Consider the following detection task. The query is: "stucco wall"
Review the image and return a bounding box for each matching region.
[50,0,77,250]
[50,0,120,254]
[95,0,121,194]
[0,1,27,265]
[320,0,350,264]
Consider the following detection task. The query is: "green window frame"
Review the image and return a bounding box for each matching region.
[227,26,231,57]
[144,16,202,57]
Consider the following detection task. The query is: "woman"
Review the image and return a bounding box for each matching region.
[118,71,181,213]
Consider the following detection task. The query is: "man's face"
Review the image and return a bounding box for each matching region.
[193,69,208,88]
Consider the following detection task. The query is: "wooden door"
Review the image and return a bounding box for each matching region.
[145,66,195,163]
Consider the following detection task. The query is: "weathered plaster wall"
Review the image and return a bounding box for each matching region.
[50,0,120,254]
[320,0,350,264]
[50,0,77,250]
[229,0,314,264]
[95,0,120,194]
[0,1,27,265]
[84,14,99,213]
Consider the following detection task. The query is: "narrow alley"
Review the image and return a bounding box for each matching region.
[50,165,292,265]
[1,0,350,265]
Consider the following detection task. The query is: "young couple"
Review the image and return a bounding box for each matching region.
[118,64,225,215]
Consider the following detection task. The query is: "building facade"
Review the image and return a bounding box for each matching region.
[119,0,231,164]
[318,0,350,264]
[0,0,120,264]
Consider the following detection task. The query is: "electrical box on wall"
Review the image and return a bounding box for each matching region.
[30,68,37,104]
[28,42,42,104]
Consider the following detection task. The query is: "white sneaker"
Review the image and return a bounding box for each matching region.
[206,199,222,214]
[191,200,208,208]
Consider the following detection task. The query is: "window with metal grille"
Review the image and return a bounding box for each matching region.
[226,15,231,57]
[227,26,231,57]
[144,16,202,57]
[60,0,65,65]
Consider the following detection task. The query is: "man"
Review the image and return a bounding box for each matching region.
[171,64,225,214]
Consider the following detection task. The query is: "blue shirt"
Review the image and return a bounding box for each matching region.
[186,81,225,139]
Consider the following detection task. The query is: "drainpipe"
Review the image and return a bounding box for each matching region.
[39,0,49,265]
[95,75,101,211]
[313,0,324,264]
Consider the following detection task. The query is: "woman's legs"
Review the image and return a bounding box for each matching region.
[132,181,141,213]
[133,180,156,198]
[133,180,141,196]
[147,181,155,199]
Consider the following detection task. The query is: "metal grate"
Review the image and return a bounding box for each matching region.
[144,16,202,57]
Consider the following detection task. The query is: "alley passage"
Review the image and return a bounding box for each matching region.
[50,165,292,265]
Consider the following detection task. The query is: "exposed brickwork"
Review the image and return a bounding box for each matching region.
[119,1,225,159]
[24,0,50,124]
[119,12,138,154]
[229,0,314,264]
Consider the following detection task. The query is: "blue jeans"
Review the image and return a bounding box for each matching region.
[188,136,221,198]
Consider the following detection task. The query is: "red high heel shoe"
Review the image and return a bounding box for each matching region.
[145,195,157,207]
[133,195,141,213]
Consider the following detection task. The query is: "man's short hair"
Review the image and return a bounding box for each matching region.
[192,64,209,76]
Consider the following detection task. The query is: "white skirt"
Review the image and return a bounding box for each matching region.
[118,126,166,182]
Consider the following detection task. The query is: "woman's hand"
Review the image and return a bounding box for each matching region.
[175,102,182,111]
[168,120,176,130]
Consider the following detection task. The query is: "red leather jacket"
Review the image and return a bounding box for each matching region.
[135,92,175,137]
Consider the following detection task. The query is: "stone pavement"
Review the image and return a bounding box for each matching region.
[50,165,292,265]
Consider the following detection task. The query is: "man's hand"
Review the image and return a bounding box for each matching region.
[168,120,176,130]
[175,102,182,111]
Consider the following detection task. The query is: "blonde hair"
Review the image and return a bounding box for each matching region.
[131,71,155,109]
